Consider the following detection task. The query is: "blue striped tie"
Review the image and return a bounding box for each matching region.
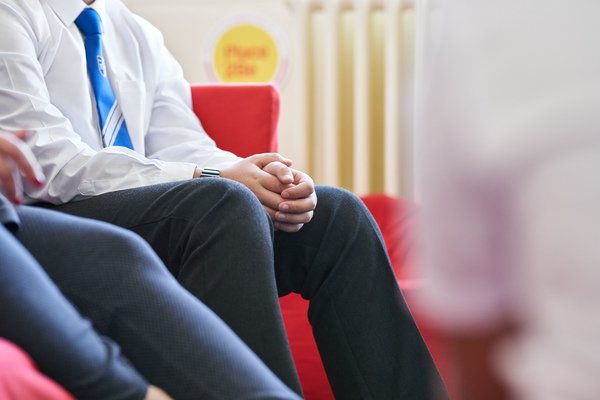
[75,8,133,149]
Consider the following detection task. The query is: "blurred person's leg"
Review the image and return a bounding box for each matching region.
[0,222,147,400]
[16,205,301,400]
[44,179,303,396]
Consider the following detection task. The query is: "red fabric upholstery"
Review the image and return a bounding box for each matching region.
[0,338,75,400]
[360,194,421,281]
[190,83,279,158]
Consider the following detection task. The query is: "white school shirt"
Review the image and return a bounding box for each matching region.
[418,1,600,399]
[0,0,240,204]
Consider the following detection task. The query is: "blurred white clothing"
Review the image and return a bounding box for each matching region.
[418,2,600,399]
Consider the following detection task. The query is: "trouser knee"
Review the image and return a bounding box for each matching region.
[164,179,277,297]
[175,178,273,237]
[313,185,379,234]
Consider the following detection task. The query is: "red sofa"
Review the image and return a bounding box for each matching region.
[0,83,448,399]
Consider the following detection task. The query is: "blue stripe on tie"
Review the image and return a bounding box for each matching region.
[113,119,133,148]
[75,8,134,150]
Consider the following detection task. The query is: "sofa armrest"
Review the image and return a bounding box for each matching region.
[190,83,280,158]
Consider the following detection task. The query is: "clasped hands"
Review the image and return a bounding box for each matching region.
[219,153,317,233]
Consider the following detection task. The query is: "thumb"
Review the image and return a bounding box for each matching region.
[263,161,294,184]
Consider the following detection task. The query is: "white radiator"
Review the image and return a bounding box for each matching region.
[296,0,418,197]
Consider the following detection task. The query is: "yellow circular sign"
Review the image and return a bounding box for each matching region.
[214,25,278,83]
[202,13,290,86]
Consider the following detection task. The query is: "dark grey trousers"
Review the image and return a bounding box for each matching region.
[2,204,300,400]
[44,179,447,400]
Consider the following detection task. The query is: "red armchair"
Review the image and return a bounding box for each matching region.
[190,83,279,158]
[191,83,449,399]
[191,82,334,399]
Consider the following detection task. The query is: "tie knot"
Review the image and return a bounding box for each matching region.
[75,8,103,36]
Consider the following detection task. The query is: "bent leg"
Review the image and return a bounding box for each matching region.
[0,223,147,400]
[274,186,448,400]
[19,204,301,400]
